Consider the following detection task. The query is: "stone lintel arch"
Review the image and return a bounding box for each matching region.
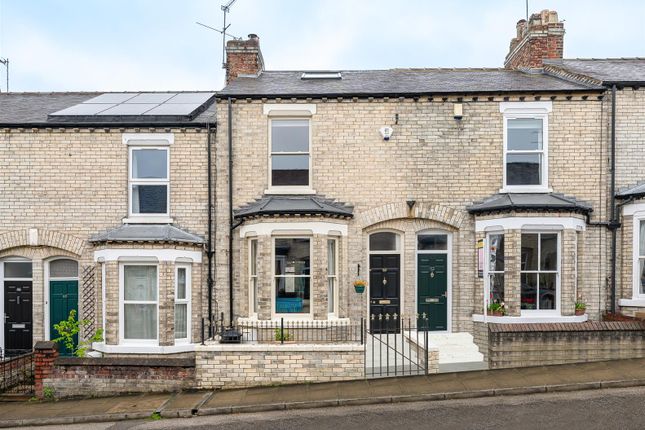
[0,228,85,257]
[357,202,467,231]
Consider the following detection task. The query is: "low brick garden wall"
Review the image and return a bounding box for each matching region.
[483,321,645,369]
[195,343,364,389]
[35,342,195,399]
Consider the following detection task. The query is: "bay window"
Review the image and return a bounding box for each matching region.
[249,239,258,316]
[520,233,559,311]
[121,264,158,342]
[635,219,645,298]
[174,265,191,342]
[327,239,338,316]
[274,238,311,314]
[487,233,505,305]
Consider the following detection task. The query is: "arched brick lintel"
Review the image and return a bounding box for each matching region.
[0,229,85,256]
[357,202,467,230]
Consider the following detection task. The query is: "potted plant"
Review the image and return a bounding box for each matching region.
[487,301,506,317]
[274,327,293,343]
[353,279,367,294]
[575,300,586,316]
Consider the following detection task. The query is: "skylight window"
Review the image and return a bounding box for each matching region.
[301,72,342,80]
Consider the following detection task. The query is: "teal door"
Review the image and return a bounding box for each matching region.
[417,254,448,331]
[50,280,78,356]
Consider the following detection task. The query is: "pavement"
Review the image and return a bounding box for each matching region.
[2,357,645,428]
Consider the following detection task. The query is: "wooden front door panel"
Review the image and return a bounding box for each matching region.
[369,254,400,333]
[50,280,79,356]
[417,254,448,331]
[4,280,33,352]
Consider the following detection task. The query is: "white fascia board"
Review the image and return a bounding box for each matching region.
[239,221,348,238]
[94,248,202,263]
[475,216,585,232]
[499,101,553,114]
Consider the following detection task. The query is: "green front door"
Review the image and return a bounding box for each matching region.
[417,254,448,331]
[50,280,78,356]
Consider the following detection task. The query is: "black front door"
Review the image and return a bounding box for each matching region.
[4,280,33,353]
[369,254,400,333]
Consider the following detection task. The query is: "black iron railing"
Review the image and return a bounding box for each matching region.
[365,314,430,378]
[0,349,35,395]
[201,313,363,345]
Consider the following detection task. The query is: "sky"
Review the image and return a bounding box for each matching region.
[0,0,643,92]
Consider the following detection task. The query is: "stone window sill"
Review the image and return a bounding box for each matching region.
[472,313,588,324]
[619,298,645,308]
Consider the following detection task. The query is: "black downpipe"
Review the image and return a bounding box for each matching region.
[227,97,235,328]
[610,84,618,315]
[206,122,215,337]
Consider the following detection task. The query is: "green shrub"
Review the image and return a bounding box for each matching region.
[53,310,104,357]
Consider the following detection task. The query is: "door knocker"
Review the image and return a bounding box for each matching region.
[383,278,388,285]
[430,271,435,278]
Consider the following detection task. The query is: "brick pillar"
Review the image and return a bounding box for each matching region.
[504,230,522,316]
[34,341,58,399]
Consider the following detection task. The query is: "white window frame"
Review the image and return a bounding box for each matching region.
[520,231,561,315]
[174,264,191,344]
[483,232,505,313]
[500,102,552,193]
[248,239,259,318]
[119,262,159,345]
[271,236,313,320]
[327,238,338,317]
[632,215,645,300]
[266,118,314,195]
[127,146,171,221]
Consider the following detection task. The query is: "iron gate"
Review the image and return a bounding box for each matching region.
[365,314,430,378]
[0,350,35,397]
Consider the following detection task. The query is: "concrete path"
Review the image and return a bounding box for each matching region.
[2,358,645,428]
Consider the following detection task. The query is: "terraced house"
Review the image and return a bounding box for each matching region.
[0,92,216,357]
[1,9,644,396]
[215,10,644,371]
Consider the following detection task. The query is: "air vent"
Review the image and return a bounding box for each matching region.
[301,72,342,80]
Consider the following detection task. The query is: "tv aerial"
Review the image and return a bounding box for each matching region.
[196,0,241,69]
[0,58,7,92]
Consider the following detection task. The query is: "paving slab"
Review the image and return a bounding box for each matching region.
[161,390,210,411]
[202,388,247,408]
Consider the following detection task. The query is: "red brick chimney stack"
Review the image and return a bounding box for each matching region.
[504,10,565,70]
[225,34,265,84]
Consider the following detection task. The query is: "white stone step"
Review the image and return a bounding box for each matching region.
[404,331,485,364]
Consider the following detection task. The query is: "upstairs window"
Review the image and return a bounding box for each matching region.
[270,119,310,188]
[129,147,169,216]
[500,102,551,192]
[505,118,544,187]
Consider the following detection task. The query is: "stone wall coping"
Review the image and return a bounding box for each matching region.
[489,321,645,333]
[34,341,58,350]
[54,356,195,368]
[472,314,588,324]
[196,343,364,352]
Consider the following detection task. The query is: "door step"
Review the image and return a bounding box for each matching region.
[404,331,485,364]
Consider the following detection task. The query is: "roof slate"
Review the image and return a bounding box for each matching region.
[543,58,645,84]
[90,224,205,244]
[0,92,217,126]
[467,193,593,214]
[234,195,354,220]
[219,69,601,98]
[617,182,645,199]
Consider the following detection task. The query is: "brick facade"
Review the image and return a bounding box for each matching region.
[505,10,564,69]
[0,127,211,353]
[214,94,608,336]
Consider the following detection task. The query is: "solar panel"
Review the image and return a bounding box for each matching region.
[166,93,215,104]
[50,103,116,116]
[83,93,138,104]
[48,92,215,120]
[125,93,177,104]
[97,103,159,115]
[143,103,202,116]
